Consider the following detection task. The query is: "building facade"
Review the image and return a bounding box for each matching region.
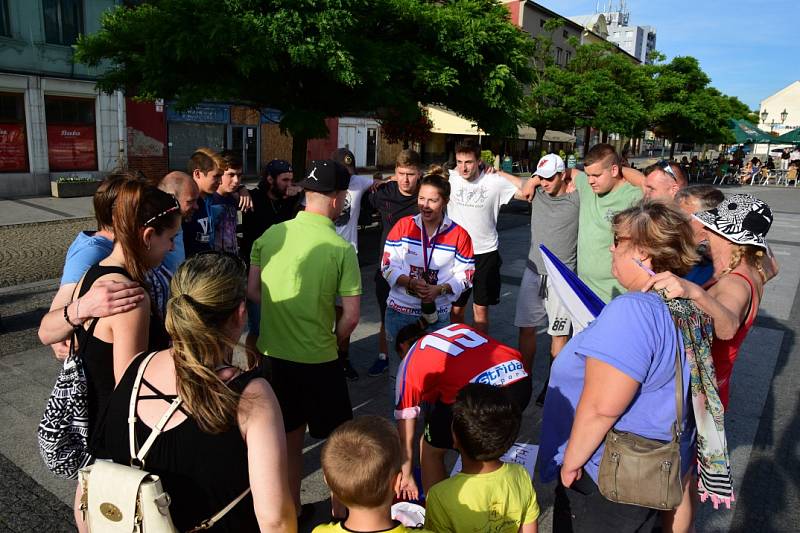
[596,2,656,64]
[0,0,125,197]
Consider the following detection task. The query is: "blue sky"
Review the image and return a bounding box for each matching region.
[535,0,799,111]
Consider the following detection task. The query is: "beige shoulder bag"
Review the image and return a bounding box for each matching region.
[597,327,684,510]
[79,352,250,532]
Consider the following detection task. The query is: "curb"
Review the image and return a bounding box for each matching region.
[0,216,94,229]
[0,278,60,295]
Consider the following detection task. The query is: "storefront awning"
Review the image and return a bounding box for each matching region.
[425,106,574,142]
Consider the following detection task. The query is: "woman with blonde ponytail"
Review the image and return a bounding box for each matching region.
[92,252,295,532]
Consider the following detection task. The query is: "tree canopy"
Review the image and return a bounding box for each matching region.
[76,0,535,169]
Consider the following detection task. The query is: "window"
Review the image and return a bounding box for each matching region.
[0,0,10,37]
[0,92,27,172]
[563,30,568,38]
[555,47,563,65]
[44,96,97,171]
[540,18,546,28]
[565,50,572,64]
[43,0,83,45]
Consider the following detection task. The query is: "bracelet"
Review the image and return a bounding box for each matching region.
[63,303,81,329]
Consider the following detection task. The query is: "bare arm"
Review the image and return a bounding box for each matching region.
[561,357,639,487]
[43,283,77,359]
[764,244,780,282]
[520,522,539,533]
[247,266,261,304]
[621,165,646,191]
[642,271,750,340]
[38,280,145,348]
[396,417,419,500]
[240,379,297,533]
[336,295,360,345]
[107,295,150,384]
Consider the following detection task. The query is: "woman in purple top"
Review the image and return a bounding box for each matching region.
[538,201,732,532]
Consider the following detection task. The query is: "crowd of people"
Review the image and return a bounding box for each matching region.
[37,139,777,533]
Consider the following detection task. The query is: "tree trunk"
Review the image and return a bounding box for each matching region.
[601,130,609,143]
[583,127,591,157]
[669,138,676,160]
[535,130,546,159]
[291,133,308,180]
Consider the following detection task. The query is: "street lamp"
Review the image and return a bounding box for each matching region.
[780,109,788,123]
[761,109,769,124]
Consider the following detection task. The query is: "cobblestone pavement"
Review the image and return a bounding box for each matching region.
[0,218,92,288]
[0,453,75,532]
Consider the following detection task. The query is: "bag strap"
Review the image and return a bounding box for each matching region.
[127,351,183,467]
[671,324,684,442]
[187,487,252,532]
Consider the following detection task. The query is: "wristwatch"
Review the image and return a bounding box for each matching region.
[439,284,447,296]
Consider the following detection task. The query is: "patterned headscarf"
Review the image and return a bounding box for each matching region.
[659,291,734,509]
[693,193,772,249]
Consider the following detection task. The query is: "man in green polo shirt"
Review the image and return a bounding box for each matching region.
[247,159,361,520]
[574,143,643,304]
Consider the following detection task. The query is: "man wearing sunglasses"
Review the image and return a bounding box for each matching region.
[621,159,687,202]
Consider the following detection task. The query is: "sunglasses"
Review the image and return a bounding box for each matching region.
[657,160,679,182]
[143,197,181,227]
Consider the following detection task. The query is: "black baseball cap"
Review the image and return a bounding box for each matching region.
[299,160,351,192]
[264,159,292,178]
[332,148,356,174]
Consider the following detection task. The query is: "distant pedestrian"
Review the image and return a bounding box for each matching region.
[247,159,361,522]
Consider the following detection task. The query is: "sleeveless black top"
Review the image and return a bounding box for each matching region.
[76,264,171,445]
[99,352,261,532]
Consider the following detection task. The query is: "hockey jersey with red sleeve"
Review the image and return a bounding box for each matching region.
[381,214,474,315]
[394,323,528,420]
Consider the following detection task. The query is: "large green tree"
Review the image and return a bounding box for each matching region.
[649,56,753,157]
[76,0,535,171]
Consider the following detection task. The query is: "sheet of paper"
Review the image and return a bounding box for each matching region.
[451,442,539,478]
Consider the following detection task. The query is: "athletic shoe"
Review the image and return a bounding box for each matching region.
[368,356,389,376]
[343,360,359,381]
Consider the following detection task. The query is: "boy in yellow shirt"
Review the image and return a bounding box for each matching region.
[425,383,539,533]
[315,416,431,533]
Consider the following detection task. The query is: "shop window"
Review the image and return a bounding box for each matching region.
[0,92,27,172]
[45,96,97,171]
[43,0,83,45]
[0,0,10,37]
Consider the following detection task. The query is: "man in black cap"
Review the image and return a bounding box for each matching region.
[247,159,362,521]
[241,158,302,353]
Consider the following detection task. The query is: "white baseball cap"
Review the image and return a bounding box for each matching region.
[534,154,566,179]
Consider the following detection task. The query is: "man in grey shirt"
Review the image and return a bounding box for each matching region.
[513,154,580,405]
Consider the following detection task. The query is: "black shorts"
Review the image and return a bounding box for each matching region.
[267,357,353,438]
[375,269,390,320]
[453,250,503,307]
[423,376,532,450]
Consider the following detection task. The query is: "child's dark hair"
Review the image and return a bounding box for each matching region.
[452,383,521,461]
[394,317,429,354]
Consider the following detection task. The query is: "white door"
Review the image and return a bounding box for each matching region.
[338,126,357,159]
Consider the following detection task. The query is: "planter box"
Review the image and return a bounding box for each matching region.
[51,180,101,198]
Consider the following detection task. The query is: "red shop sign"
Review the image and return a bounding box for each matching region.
[47,124,97,171]
[0,123,28,172]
